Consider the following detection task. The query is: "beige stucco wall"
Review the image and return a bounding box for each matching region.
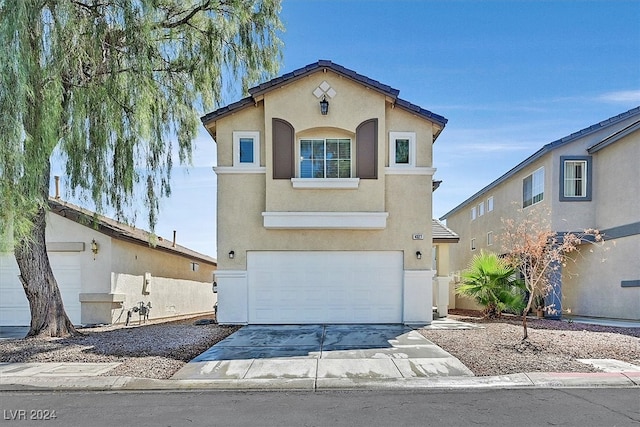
[592,131,640,230]
[110,239,215,283]
[107,273,216,324]
[213,69,438,272]
[563,235,639,320]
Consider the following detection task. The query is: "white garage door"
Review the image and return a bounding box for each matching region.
[248,251,403,324]
[0,254,82,326]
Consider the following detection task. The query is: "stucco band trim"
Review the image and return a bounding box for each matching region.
[262,212,389,229]
[213,167,266,174]
[385,167,436,175]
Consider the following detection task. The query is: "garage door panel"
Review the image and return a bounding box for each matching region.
[1,254,81,326]
[248,251,403,324]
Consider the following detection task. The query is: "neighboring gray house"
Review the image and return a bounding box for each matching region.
[442,107,640,321]
[1,198,217,326]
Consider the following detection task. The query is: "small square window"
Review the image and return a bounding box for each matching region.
[487,231,493,246]
[233,131,260,167]
[389,132,416,168]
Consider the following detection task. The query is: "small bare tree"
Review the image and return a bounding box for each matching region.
[500,207,605,340]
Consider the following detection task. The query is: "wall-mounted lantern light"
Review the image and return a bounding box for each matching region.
[91,239,99,260]
[416,251,422,260]
[228,250,235,259]
[319,95,329,115]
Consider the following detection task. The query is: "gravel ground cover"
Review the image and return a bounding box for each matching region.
[1,311,638,379]
[420,310,640,376]
[0,315,239,379]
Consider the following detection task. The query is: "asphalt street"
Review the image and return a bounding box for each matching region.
[1,388,639,427]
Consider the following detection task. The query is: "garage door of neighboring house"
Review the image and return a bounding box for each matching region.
[247,251,403,324]
[0,253,82,326]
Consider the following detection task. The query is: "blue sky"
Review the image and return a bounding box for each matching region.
[53,0,640,258]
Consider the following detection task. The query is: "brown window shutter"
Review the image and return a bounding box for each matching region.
[356,119,378,179]
[272,118,295,179]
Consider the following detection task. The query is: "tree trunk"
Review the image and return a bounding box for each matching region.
[521,312,529,341]
[14,204,78,338]
[13,159,78,338]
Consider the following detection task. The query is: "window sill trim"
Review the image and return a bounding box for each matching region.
[291,178,360,189]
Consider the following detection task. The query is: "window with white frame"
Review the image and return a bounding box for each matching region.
[523,167,544,208]
[300,138,351,178]
[389,132,416,168]
[470,238,476,251]
[487,231,493,246]
[560,157,591,201]
[487,196,494,212]
[471,206,477,220]
[478,202,485,216]
[233,131,260,167]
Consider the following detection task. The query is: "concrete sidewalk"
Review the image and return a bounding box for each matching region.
[1,362,639,391]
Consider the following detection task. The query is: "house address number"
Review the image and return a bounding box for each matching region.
[412,233,424,240]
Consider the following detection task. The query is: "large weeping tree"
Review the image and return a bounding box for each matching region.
[0,0,282,338]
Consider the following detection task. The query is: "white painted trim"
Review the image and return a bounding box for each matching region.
[213,166,266,174]
[385,167,436,175]
[291,178,360,189]
[403,269,434,325]
[214,270,248,279]
[262,211,389,229]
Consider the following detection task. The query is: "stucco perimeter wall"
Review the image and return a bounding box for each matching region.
[107,273,216,324]
[563,235,639,320]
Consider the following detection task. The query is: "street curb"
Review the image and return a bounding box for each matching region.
[1,372,638,392]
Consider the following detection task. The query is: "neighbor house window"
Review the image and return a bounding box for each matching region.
[471,238,476,251]
[523,167,544,208]
[487,231,493,246]
[300,138,351,178]
[560,156,592,201]
[471,206,476,220]
[478,202,484,216]
[487,196,494,212]
[233,131,260,167]
[389,132,416,167]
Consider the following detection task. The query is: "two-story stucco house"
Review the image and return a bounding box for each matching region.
[202,60,448,325]
[441,107,640,321]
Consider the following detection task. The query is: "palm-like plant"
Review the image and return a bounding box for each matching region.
[456,250,525,318]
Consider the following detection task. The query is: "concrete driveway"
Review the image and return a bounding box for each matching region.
[171,324,474,384]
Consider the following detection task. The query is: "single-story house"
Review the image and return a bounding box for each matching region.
[0,198,217,326]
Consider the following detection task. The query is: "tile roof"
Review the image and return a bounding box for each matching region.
[432,219,460,243]
[441,106,640,219]
[201,60,447,128]
[48,198,217,265]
